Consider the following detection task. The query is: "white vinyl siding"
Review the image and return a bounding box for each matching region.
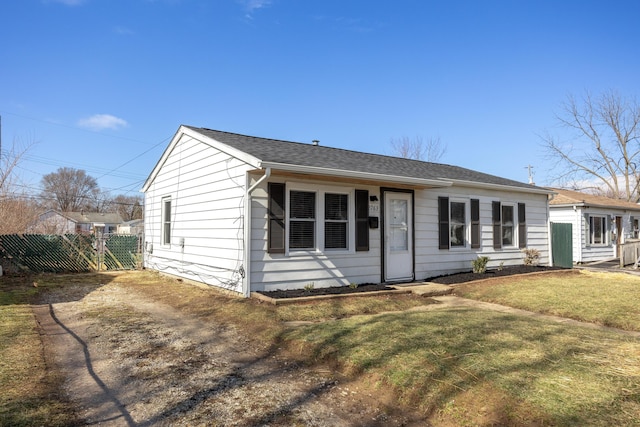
[250,179,381,291]
[415,188,550,279]
[143,133,251,293]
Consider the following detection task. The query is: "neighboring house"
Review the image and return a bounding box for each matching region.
[31,210,124,235]
[142,125,554,297]
[548,188,640,264]
[117,219,144,235]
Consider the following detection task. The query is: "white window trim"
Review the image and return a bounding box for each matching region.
[501,202,517,248]
[588,214,609,246]
[285,182,355,255]
[449,197,470,250]
[161,196,171,247]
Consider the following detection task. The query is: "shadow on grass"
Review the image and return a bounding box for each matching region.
[283,306,640,426]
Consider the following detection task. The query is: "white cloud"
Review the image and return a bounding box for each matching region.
[239,0,271,18]
[77,114,128,131]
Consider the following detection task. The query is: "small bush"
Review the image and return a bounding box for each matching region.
[349,283,358,289]
[522,248,540,266]
[304,282,315,292]
[471,256,490,274]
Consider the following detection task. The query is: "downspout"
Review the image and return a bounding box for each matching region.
[243,167,271,297]
[547,192,555,267]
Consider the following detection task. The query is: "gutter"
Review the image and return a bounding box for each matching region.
[243,167,271,298]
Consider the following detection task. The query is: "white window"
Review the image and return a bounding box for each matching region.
[162,197,171,245]
[325,193,349,250]
[502,204,514,246]
[285,185,358,253]
[289,191,316,249]
[589,215,607,245]
[450,201,467,247]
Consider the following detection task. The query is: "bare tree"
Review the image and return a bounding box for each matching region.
[390,135,446,162]
[542,90,640,201]
[0,138,39,234]
[40,167,100,212]
[111,194,143,221]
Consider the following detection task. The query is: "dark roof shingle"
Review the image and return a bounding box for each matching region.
[186,126,539,191]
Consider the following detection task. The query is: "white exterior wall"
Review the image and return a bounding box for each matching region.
[143,133,252,293]
[248,178,550,292]
[550,206,640,263]
[249,178,382,292]
[414,187,550,280]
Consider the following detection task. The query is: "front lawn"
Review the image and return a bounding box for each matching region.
[454,269,640,331]
[285,301,640,426]
[3,269,640,426]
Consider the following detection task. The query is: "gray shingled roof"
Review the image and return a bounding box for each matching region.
[64,212,124,224]
[185,126,539,190]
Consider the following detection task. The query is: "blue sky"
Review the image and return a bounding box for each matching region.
[2,0,639,197]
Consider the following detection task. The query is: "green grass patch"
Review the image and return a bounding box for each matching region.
[454,270,640,331]
[285,307,640,426]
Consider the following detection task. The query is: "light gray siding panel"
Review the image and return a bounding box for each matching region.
[143,133,250,292]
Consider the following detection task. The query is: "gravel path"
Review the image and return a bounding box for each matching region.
[34,282,419,427]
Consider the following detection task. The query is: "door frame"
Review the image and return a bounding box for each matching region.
[380,187,415,282]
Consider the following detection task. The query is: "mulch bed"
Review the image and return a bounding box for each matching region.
[425,265,568,285]
[257,266,568,299]
[258,283,393,299]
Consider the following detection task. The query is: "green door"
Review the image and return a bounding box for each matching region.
[551,222,573,268]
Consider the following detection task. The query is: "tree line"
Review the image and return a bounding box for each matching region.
[0,154,142,234]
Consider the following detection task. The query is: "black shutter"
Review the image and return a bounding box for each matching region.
[355,190,369,251]
[518,203,526,249]
[471,198,480,249]
[268,183,285,253]
[492,201,502,249]
[438,196,449,249]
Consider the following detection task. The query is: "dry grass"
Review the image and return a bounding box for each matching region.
[3,269,640,426]
[285,306,640,426]
[454,269,640,331]
[0,275,80,427]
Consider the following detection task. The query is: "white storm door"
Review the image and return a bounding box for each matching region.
[384,192,413,281]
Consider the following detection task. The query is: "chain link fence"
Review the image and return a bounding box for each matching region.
[0,233,143,274]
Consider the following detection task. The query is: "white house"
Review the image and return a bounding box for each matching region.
[142,125,553,296]
[31,210,124,235]
[548,188,640,264]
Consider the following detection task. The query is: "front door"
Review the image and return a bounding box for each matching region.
[384,191,414,281]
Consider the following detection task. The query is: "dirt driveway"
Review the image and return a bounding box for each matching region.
[33,278,418,427]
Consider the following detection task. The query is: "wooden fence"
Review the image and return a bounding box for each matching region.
[619,239,640,267]
[0,233,142,274]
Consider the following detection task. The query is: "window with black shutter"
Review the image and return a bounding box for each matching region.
[355,190,369,251]
[438,196,449,249]
[471,199,480,248]
[518,203,526,248]
[267,183,285,253]
[492,201,501,249]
